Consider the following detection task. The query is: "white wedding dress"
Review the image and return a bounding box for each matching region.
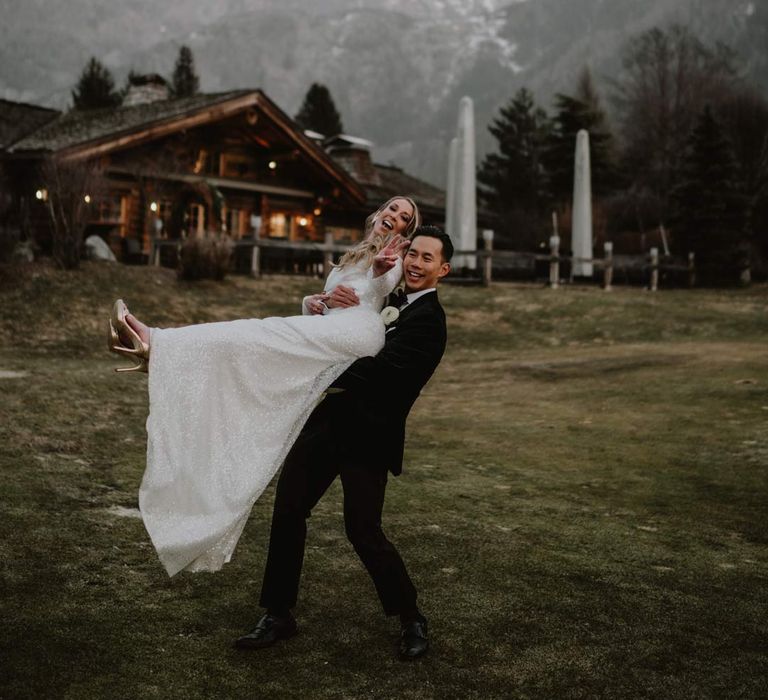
[139,259,402,576]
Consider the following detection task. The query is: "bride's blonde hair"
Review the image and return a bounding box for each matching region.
[336,196,421,269]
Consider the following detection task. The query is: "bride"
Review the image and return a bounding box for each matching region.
[108,196,420,576]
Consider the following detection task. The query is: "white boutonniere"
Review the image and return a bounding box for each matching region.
[380,306,400,326]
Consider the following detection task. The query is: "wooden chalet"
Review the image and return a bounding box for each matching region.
[1,82,446,270]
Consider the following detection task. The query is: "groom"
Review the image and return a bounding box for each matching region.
[235,225,452,660]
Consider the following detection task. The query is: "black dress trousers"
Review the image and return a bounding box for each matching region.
[259,401,418,617]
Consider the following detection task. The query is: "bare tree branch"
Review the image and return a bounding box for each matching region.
[41,156,105,269]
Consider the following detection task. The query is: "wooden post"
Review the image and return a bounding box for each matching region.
[603,241,613,291]
[250,242,260,277]
[315,215,325,278]
[549,234,560,289]
[149,216,161,266]
[481,229,494,286]
[649,247,659,291]
[250,228,261,277]
[323,231,334,276]
[688,252,696,288]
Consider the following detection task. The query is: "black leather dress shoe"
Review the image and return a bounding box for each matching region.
[399,619,429,660]
[234,613,298,650]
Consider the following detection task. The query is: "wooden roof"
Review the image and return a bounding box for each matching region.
[368,163,445,215]
[9,90,366,205]
[0,98,60,151]
[8,91,250,154]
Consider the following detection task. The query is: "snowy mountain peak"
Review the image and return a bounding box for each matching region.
[0,0,764,187]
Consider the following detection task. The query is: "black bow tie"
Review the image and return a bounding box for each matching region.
[387,288,408,308]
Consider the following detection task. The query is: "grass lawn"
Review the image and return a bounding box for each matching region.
[1,261,766,699]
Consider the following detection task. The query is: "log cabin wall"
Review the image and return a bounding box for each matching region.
[102,112,349,255]
[3,89,450,267]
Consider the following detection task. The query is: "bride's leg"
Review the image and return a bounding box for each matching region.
[126,313,151,347]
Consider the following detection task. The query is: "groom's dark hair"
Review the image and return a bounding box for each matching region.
[411,225,454,262]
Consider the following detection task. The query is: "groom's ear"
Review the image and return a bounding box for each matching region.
[437,261,450,281]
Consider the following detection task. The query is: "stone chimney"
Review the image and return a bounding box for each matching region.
[325,135,381,186]
[123,74,170,106]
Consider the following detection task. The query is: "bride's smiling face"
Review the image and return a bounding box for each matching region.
[370,198,415,239]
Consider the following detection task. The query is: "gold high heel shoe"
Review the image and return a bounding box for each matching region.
[107,299,150,373]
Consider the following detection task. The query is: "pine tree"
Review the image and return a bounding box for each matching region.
[672,105,746,281]
[719,88,768,253]
[575,68,602,117]
[294,83,344,137]
[171,46,200,98]
[544,68,615,202]
[477,88,552,247]
[71,57,122,110]
[613,26,736,220]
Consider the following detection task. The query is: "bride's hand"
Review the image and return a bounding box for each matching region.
[306,293,330,315]
[373,235,410,277]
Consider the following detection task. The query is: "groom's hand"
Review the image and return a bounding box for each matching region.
[327,285,359,309]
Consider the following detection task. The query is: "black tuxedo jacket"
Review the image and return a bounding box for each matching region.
[322,290,447,475]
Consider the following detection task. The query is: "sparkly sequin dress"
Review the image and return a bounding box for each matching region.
[139,259,402,576]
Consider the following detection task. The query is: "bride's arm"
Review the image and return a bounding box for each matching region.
[368,235,409,297]
[301,265,342,315]
[302,294,328,315]
[368,257,403,298]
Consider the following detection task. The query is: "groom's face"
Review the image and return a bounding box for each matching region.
[403,235,451,293]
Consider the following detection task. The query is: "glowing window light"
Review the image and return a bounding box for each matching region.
[298,217,308,226]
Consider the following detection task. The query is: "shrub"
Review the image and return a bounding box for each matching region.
[0,225,20,264]
[42,157,105,270]
[178,234,233,281]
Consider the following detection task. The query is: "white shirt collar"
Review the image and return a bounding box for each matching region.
[404,288,436,305]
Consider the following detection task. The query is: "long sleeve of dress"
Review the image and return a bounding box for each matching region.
[301,266,342,315]
[367,258,403,303]
[300,296,316,315]
[299,259,400,316]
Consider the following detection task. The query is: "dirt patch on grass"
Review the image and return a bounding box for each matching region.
[0,370,28,379]
[452,308,505,329]
[499,353,688,381]
[105,505,142,519]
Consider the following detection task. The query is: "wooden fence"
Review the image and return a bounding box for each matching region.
[149,234,695,291]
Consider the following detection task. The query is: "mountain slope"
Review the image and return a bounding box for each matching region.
[1,0,764,186]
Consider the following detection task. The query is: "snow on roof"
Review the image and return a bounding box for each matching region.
[324,134,375,150]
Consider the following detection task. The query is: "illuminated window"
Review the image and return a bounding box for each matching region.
[193,149,207,174]
[187,203,206,237]
[94,195,125,224]
[268,211,316,240]
[326,226,359,243]
[269,213,288,238]
[226,208,243,237]
[85,194,127,236]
